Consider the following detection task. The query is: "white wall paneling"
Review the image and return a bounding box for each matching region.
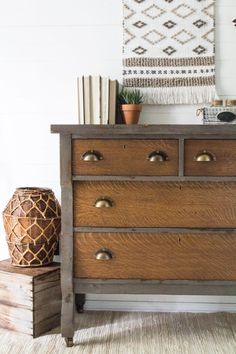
[0,0,236,312]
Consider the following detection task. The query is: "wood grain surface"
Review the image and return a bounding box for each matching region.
[0,259,60,276]
[72,139,179,176]
[0,259,61,337]
[185,140,236,176]
[74,232,236,280]
[73,181,236,228]
[51,124,236,138]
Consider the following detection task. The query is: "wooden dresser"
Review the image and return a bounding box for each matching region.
[51,124,236,347]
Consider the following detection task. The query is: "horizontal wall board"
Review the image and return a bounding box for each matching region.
[0,0,234,27]
[0,0,122,26]
[0,27,234,62]
[0,27,122,61]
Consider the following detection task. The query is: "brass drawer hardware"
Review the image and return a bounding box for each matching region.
[194,150,216,162]
[81,150,103,162]
[148,151,169,162]
[95,198,113,208]
[95,249,113,261]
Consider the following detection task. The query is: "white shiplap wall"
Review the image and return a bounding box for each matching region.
[0,0,236,312]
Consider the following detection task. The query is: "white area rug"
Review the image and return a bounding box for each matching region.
[1,311,236,353]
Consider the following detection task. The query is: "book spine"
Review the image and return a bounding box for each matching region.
[91,76,101,124]
[101,77,110,125]
[77,76,85,124]
[108,80,117,125]
[84,76,92,124]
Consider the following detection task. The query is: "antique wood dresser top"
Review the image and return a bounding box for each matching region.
[51,124,236,138]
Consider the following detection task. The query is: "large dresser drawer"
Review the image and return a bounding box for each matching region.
[72,139,178,176]
[185,140,236,176]
[74,232,236,280]
[73,181,236,228]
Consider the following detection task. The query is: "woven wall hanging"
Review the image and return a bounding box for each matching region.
[123,0,217,104]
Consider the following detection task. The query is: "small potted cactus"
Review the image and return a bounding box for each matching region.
[119,89,143,124]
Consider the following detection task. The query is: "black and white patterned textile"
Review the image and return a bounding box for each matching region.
[123,0,218,104]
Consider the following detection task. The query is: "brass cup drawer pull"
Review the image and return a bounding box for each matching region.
[194,150,216,162]
[148,151,169,162]
[95,249,113,261]
[81,150,103,162]
[95,198,113,208]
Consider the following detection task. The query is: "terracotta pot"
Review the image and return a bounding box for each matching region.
[120,104,142,124]
[2,187,61,267]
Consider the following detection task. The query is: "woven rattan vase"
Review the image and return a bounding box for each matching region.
[2,187,61,267]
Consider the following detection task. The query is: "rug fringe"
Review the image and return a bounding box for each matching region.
[129,86,218,105]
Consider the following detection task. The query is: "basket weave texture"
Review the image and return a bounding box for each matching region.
[2,188,61,267]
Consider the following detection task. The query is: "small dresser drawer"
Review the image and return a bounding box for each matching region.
[74,232,236,280]
[73,181,236,228]
[185,140,236,176]
[72,139,178,176]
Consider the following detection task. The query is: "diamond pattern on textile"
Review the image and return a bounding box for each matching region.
[124,28,135,44]
[142,4,165,19]
[163,46,177,56]
[172,30,195,45]
[142,30,166,45]
[133,46,147,55]
[202,29,214,43]
[124,4,135,19]
[193,45,206,55]
[172,4,196,19]
[193,19,206,28]
[163,20,176,29]
[133,20,147,29]
[202,3,214,18]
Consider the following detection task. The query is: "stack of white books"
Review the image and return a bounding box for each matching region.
[77,76,118,125]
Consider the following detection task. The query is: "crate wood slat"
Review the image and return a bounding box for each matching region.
[51,124,236,346]
[0,259,61,337]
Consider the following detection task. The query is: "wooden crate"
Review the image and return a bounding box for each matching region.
[0,259,61,337]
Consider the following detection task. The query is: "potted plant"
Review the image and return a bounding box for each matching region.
[119,89,143,124]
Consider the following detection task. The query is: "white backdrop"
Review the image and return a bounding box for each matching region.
[0,0,236,312]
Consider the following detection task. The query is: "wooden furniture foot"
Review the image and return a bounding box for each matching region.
[65,337,74,347]
[75,294,85,313]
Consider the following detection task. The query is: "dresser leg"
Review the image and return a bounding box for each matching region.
[75,294,86,313]
[65,337,74,347]
[61,293,75,346]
